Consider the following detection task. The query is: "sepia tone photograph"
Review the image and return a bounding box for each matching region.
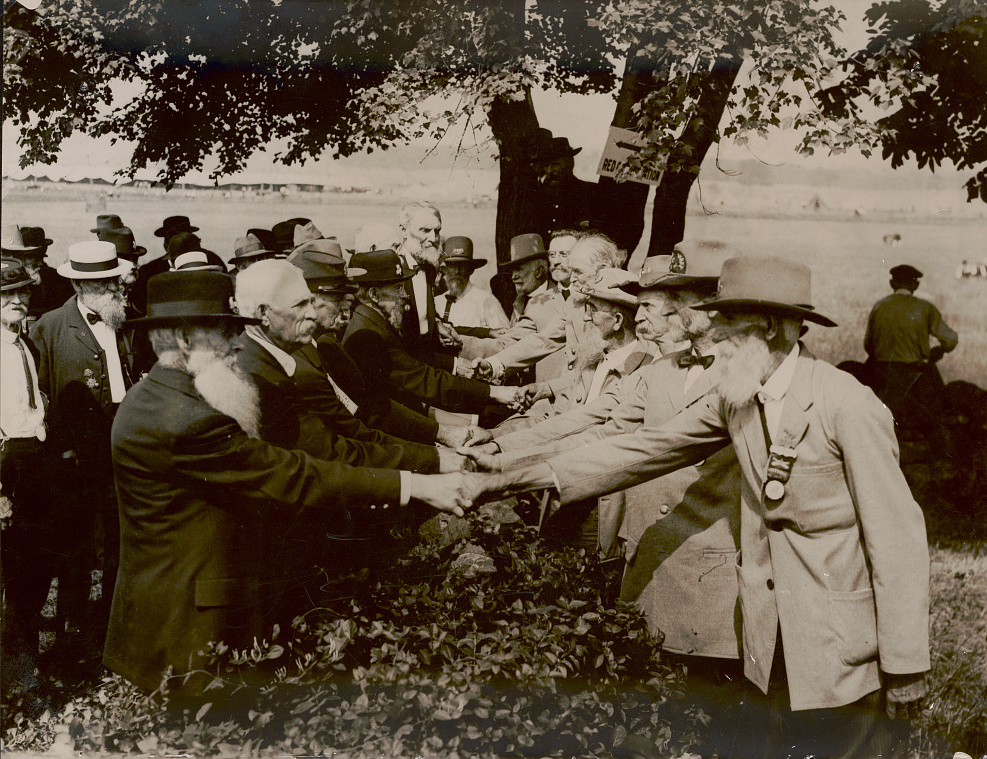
[2,1,985,757]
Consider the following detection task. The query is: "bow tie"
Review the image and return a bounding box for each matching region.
[86,311,102,325]
[560,287,570,301]
[677,352,714,369]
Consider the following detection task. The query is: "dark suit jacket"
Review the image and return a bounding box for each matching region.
[25,264,75,327]
[395,253,456,372]
[30,295,136,482]
[104,364,400,693]
[234,333,433,471]
[342,302,491,416]
[292,342,439,472]
[314,334,439,444]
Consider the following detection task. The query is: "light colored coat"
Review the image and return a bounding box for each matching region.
[545,349,930,711]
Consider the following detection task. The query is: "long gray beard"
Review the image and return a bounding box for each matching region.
[82,290,127,331]
[714,332,773,416]
[405,237,440,269]
[189,349,261,439]
[574,326,607,374]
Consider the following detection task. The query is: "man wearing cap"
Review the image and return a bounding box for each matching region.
[30,240,139,661]
[434,236,508,336]
[234,259,459,473]
[342,249,518,420]
[1,259,54,687]
[865,264,958,442]
[105,269,475,696]
[1,224,75,324]
[467,256,930,757]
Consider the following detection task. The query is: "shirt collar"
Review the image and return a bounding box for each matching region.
[77,297,98,322]
[758,343,800,404]
[1,327,19,344]
[603,338,643,373]
[245,325,296,376]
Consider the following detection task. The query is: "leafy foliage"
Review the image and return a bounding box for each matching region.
[3,516,703,758]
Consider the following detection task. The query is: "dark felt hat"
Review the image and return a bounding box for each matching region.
[288,239,358,295]
[91,214,125,237]
[500,233,547,270]
[154,215,199,239]
[166,232,204,260]
[528,128,582,163]
[272,218,311,253]
[348,249,413,286]
[1,258,35,291]
[693,256,836,327]
[440,236,485,270]
[125,270,256,328]
[890,264,922,280]
[102,226,147,261]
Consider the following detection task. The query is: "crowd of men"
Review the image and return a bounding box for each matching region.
[0,190,958,757]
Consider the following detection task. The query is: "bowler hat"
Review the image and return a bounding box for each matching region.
[1,224,50,253]
[348,249,413,286]
[890,264,922,280]
[231,234,278,267]
[57,241,134,280]
[289,240,359,295]
[440,236,485,270]
[586,268,639,309]
[1,258,34,291]
[126,270,255,329]
[91,214,125,237]
[693,256,836,327]
[102,227,147,261]
[500,233,547,270]
[154,215,199,239]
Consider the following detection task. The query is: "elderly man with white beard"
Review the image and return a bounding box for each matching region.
[31,240,140,666]
[463,256,931,759]
[105,270,476,698]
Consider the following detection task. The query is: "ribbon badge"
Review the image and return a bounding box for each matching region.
[764,445,798,501]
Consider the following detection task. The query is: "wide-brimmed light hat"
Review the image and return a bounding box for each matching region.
[57,241,134,280]
[501,233,547,270]
[288,239,359,295]
[1,224,52,253]
[693,256,836,327]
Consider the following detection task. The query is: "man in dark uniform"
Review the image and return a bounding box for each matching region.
[864,264,958,440]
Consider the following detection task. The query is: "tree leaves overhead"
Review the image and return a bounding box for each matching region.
[3,0,984,200]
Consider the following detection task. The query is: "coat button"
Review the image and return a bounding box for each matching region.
[767,579,775,590]
[659,504,670,515]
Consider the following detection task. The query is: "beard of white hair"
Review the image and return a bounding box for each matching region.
[406,235,440,269]
[187,347,261,439]
[575,322,608,374]
[713,329,773,416]
[81,287,128,331]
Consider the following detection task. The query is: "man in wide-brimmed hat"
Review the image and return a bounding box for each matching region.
[465,255,930,757]
[153,215,198,246]
[228,232,279,275]
[30,240,141,664]
[342,249,519,421]
[864,263,958,444]
[1,224,75,322]
[434,236,508,336]
[104,268,476,697]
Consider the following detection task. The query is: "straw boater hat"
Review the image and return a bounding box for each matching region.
[347,249,413,286]
[440,236,485,270]
[500,233,547,269]
[124,270,256,329]
[1,225,52,253]
[693,256,836,327]
[288,239,359,295]
[57,241,134,280]
[1,258,35,292]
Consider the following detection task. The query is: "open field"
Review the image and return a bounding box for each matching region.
[3,188,984,386]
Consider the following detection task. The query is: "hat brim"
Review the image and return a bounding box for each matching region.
[123,313,259,330]
[350,273,414,286]
[154,225,199,237]
[693,298,837,327]
[1,279,35,292]
[309,281,359,295]
[500,252,547,270]
[57,259,134,280]
[619,274,719,295]
[2,243,46,254]
[442,257,486,269]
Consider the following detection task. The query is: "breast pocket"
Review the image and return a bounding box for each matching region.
[775,463,856,533]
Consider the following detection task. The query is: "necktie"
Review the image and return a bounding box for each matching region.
[560,287,570,301]
[443,294,457,321]
[15,336,37,409]
[512,294,528,321]
[677,352,714,370]
[86,311,101,325]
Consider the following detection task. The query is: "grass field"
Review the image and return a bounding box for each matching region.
[3,187,984,385]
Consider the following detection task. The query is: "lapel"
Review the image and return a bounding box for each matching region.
[356,302,400,344]
[66,296,101,357]
[616,341,654,378]
[772,351,814,450]
[297,342,324,373]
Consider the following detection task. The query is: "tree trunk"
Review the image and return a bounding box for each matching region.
[489,91,540,267]
[648,58,742,254]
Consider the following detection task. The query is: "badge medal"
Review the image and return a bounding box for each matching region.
[764,445,797,501]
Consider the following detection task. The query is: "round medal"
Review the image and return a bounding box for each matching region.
[765,480,785,500]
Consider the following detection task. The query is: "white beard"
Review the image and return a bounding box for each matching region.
[574,325,607,374]
[188,349,261,439]
[713,331,773,416]
[82,289,128,330]
[405,237,440,269]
